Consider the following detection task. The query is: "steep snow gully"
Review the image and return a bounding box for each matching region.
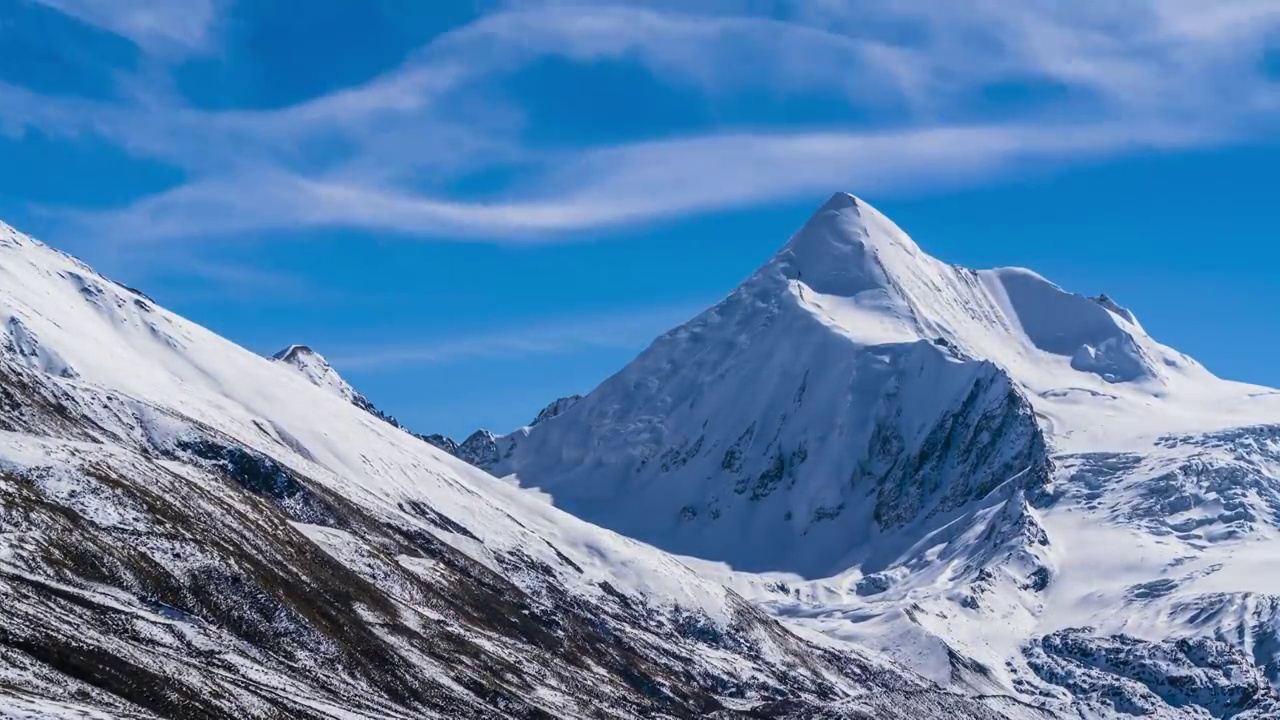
[4,194,1280,718]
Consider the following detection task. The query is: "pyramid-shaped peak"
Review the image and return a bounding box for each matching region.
[771,193,926,298]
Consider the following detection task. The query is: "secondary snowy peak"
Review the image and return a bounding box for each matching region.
[271,342,414,430]
[531,394,584,427]
[271,344,358,402]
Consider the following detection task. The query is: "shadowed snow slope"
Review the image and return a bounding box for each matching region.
[0,219,1020,718]
[461,193,1280,719]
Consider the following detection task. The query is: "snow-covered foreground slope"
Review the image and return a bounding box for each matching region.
[0,222,1024,718]
[447,194,1280,718]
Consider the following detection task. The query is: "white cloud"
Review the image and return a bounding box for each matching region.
[328,304,705,370]
[68,119,1225,242]
[32,0,223,57]
[7,1,1280,243]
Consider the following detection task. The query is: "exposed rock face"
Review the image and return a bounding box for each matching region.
[422,433,460,455]
[457,429,502,470]
[425,395,586,472]
[1026,630,1280,719]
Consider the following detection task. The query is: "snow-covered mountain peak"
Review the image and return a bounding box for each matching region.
[459,195,1065,578]
[1091,292,1142,327]
[271,343,359,403]
[270,342,416,430]
[701,193,1168,397]
[724,194,1265,439]
[271,343,319,363]
[449,190,1280,577]
[425,192,1280,716]
[0,221,28,248]
[769,192,925,300]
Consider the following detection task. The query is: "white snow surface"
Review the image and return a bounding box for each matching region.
[6,191,1280,718]
[470,193,1280,716]
[8,214,1038,718]
[271,344,361,403]
[772,193,1275,452]
[0,225,746,623]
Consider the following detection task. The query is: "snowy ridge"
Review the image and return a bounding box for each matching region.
[0,220,1017,718]
[427,394,586,466]
[531,394,584,426]
[271,344,361,403]
[453,193,1280,718]
[271,342,411,429]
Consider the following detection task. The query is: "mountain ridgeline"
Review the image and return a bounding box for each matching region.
[8,193,1280,719]
[0,216,1029,718]
[405,194,1280,718]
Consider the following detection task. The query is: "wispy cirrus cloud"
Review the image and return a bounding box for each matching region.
[29,0,224,58]
[6,0,1280,244]
[327,303,705,370]
[76,119,1223,242]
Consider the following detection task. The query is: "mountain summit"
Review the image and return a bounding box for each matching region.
[272,342,412,429]
[774,191,927,300]
[466,193,1235,574]
[443,193,1280,717]
[766,193,1187,389]
[471,193,1061,577]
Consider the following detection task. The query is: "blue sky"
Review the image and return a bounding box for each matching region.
[2,0,1280,438]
